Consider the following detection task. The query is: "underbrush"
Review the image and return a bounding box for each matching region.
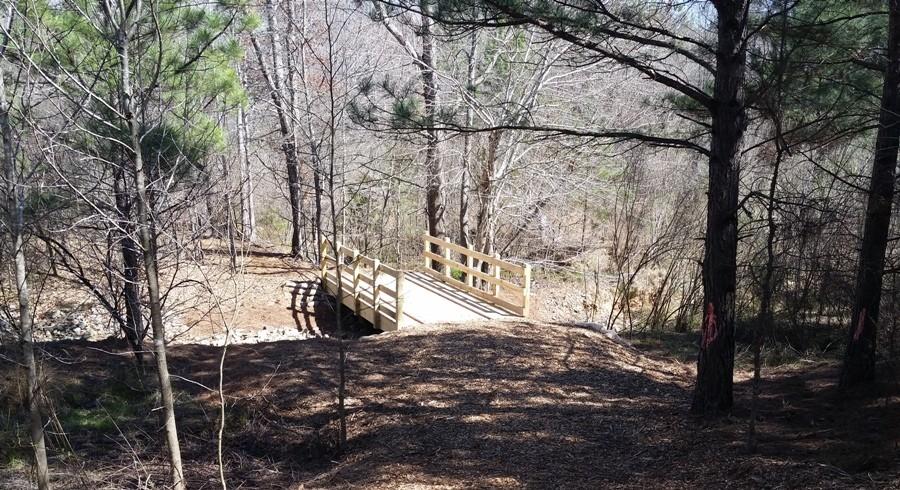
[0,344,339,486]
[0,359,155,468]
[624,317,846,370]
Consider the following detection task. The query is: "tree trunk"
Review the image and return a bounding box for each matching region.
[1,56,51,490]
[236,96,256,242]
[420,1,445,242]
[114,166,146,371]
[691,0,749,415]
[475,130,502,257]
[116,17,185,488]
[223,156,238,271]
[459,31,476,248]
[321,0,347,451]
[285,0,307,254]
[841,0,900,389]
[257,0,303,255]
[294,0,324,258]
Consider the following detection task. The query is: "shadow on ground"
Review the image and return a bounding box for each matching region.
[1,322,898,488]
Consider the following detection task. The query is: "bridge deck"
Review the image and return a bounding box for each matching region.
[324,268,516,329]
[319,235,530,331]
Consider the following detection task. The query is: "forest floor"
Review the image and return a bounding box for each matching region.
[2,323,898,488]
[1,250,899,488]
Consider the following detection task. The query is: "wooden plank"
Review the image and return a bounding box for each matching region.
[492,253,501,296]
[377,263,401,279]
[323,272,399,331]
[395,271,406,330]
[355,272,375,285]
[319,240,329,281]
[420,266,525,316]
[322,255,399,297]
[424,234,525,274]
[442,238,452,278]
[353,253,378,268]
[523,263,532,317]
[373,259,382,330]
[352,249,361,315]
[337,244,355,258]
[422,251,525,298]
[376,283,397,299]
[465,249,474,288]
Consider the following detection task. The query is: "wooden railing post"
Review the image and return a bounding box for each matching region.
[334,243,344,305]
[443,236,452,278]
[522,263,532,317]
[319,239,329,282]
[395,271,406,329]
[424,236,431,270]
[465,244,475,288]
[351,249,361,314]
[372,258,381,330]
[493,253,502,296]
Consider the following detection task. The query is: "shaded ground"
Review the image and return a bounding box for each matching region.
[2,322,898,488]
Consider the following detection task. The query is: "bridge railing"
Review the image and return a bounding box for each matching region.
[421,234,532,317]
[319,239,405,331]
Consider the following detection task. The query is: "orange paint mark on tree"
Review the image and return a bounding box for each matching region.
[702,302,718,349]
[853,308,867,342]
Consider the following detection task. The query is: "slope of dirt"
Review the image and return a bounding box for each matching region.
[2,321,898,488]
[162,249,335,343]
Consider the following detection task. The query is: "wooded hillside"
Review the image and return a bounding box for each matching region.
[1,0,899,488]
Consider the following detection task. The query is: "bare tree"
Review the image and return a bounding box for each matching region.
[112,3,185,485]
[250,0,305,256]
[236,67,258,243]
[372,0,446,243]
[0,10,50,487]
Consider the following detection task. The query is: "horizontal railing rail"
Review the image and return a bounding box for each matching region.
[421,234,531,317]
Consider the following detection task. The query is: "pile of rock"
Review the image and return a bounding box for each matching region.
[198,325,318,346]
[2,305,320,346]
[28,307,119,343]
[572,321,629,346]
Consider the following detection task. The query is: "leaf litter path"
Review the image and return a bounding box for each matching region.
[2,322,898,488]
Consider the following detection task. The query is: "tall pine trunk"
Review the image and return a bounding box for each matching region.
[692,0,750,415]
[115,11,185,487]
[1,54,51,490]
[841,0,900,389]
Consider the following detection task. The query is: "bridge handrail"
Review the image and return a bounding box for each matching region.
[318,239,405,331]
[421,234,532,317]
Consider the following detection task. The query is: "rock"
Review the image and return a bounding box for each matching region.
[572,321,629,346]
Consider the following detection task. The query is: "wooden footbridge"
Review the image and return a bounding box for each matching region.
[319,235,532,331]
